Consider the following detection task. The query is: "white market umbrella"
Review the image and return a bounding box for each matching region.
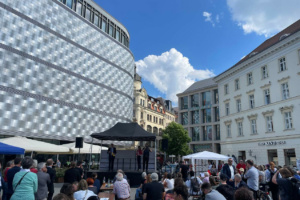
[61,142,108,154]
[0,136,70,153]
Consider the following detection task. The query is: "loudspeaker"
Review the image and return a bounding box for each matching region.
[75,137,83,148]
[161,139,168,151]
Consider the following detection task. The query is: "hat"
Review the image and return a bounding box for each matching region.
[239,168,244,172]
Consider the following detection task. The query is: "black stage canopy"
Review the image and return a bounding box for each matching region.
[90,122,156,141]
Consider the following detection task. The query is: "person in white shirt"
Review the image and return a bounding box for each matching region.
[185,171,202,195]
[163,174,174,191]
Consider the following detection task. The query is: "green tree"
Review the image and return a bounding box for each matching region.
[161,122,192,157]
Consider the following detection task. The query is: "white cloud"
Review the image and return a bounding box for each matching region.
[203,11,215,27]
[135,48,215,105]
[227,0,300,37]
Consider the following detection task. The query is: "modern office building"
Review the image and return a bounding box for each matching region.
[214,20,300,166]
[0,0,134,143]
[133,70,176,147]
[177,78,220,153]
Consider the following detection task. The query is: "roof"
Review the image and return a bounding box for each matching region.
[90,122,156,141]
[179,77,217,95]
[215,19,300,80]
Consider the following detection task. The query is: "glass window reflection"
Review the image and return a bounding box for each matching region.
[202,91,211,106]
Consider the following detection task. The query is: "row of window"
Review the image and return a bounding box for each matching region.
[225,82,290,116]
[224,56,288,95]
[226,111,293,137]
[146,114,164,125]
[180,90,219,110]
[181,107,220,125]
[58,0,130,47]
[190,125,220,142]
[146,125,162,135]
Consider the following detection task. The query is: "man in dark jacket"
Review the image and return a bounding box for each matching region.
[107,143,117,171]
[7,157,22,200]
[64,161,81,184]
[46,159,56,200]
[221,158,236,184]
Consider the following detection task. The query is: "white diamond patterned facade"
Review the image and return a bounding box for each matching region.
[0,0,134,141]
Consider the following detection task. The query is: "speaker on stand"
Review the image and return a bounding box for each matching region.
[75,137,83,161]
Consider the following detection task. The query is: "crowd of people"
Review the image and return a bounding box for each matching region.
[135,159,300,200]
[1,156,300,200]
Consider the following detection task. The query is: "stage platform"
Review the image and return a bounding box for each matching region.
[87,170,156,187]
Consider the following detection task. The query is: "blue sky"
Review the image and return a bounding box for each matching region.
[96,0,300,105]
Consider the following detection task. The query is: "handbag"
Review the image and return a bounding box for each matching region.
[14,172,29,191]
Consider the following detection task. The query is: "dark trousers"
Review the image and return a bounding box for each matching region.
[137,156,141,170]
[143,156,149,171]
[2,182,8,200]
[47,192,54,200]
[269,186,279,200]
[249,188,258,200]
[109,155,115,171]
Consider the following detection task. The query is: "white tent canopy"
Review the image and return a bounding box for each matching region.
[0,136,70,153]
[183,151,230,160]
[61,142,108,154]
[183,151,230,172]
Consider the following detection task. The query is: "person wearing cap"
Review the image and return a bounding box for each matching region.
[143,173,165,200]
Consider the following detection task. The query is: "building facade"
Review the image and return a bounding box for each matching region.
[0,0,134,143]
[133,71,176,147]
[214,20,300,166]
[177,78,220,153]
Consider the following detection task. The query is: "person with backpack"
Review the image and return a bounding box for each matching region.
[265,162,279,200]
[185,171,202,196]
[272,168,300,200]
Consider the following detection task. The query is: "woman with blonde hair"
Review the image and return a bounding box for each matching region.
[73,179,97,200]
[265,162,279,200]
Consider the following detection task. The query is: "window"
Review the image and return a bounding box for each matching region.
[141,112,143,119]
[235,79,240,90]
[225,103,230,116]
[279,57,287,71]
[148,103,151,109]
[261,66,268,79]
[147,114,149,121]
[284,112,293,129]
[214,90,219,104]
[116,29,121,42]
[202,108,211,123]
[93,13,99,26]
[227,124,231,137]
[264,89,271,105]
[236,99,241,113]
[143,100,145,106]
[215,125,220,140]
[266,116,273,132]
[191,94,199,108]
[66,0,73,9]
[203,126,212,141]
[101,18,107,32]
[282,83,289,100]
[85,5,91,21]
[191,110,199,124]
[181,96,188,110]
[76,1,82,15]
[192,127,200,141]
[214,107,219,122]
[181,112,188,125]
[251,119,257,134]
[109,23,114,37]
[247,72,253,85]
[238,122,243,136]
[154,106,157,111]
[133,110,135,118]
[202,91,211,106]
[140,99,142,105]
[249,95,255,109]
[224,84,229,95]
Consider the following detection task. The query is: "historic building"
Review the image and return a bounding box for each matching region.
[177,78,220,153]
[133,70,176,147]
[0,0,134,143]
[214,20,300,166]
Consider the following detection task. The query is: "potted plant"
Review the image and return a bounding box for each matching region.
[55,168,66,183]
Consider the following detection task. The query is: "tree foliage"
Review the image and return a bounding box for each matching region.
[161,122,192,156]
